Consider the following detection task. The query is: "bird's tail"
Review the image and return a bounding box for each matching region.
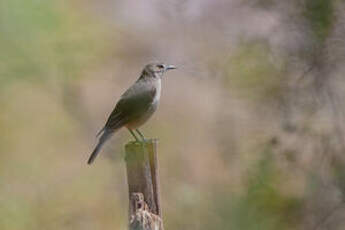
[87,130,113,165]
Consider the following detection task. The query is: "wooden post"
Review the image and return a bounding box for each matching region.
[125,139,164,230]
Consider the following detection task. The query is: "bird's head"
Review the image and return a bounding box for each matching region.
[142,63,177,79]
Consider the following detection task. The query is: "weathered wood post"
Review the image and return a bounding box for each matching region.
[125,139,164,230]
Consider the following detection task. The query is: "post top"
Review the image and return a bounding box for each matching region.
[125,139,159,147]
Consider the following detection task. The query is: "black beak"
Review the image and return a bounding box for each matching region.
[166,65,177,71]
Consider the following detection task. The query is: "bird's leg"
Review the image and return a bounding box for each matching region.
[135,129,148,154]
[135,129,146,142]
[128,128,140,142]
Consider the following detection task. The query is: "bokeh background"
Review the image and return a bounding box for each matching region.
[2,0,345,229]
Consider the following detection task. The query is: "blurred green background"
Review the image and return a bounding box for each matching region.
[1,0,345,229]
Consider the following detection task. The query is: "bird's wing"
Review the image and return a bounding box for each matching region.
[104,81,156,129]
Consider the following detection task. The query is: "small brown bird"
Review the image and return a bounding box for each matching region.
[87,63,176,164]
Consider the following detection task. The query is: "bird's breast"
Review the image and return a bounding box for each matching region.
[152,79,161,104]
[125,79,161,129]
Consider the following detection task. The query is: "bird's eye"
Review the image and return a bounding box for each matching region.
[157,64,164,69]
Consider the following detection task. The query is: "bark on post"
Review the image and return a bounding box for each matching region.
[125,139,163,230]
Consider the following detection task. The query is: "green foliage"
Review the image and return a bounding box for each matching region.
[224,42,284,101]
[0,0,112,88]
[251,0,276,9]
[303,0,334,43]
[0,1,120,229]
[331,159,345,196]
[0,196,37,230]
[213,147,303,230]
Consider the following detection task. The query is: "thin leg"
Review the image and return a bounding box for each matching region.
[136,129,146,142]
[128,128,140,142]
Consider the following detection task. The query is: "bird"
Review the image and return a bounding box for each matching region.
[87,63,176,164]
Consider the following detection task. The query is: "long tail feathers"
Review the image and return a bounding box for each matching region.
[87,130,112,165]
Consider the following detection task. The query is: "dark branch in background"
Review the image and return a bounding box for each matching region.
[274,1,345,229]
[312,201,345,230]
